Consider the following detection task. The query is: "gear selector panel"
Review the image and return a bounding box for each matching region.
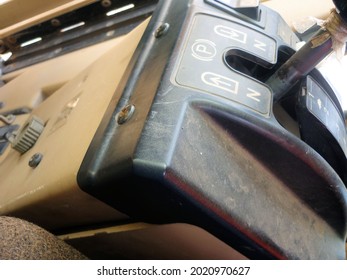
[176,14,277,115]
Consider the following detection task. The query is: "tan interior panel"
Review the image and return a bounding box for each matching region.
[0,36,129,113]
[61,223,248,259]
[0,19,150,230]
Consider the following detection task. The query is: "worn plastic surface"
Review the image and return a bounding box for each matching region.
[78,0,347,259]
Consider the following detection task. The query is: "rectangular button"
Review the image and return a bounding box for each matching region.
[206,0,261,21]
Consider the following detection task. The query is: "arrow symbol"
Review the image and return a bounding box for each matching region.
[214,25,247,44]
[201,72,239,94]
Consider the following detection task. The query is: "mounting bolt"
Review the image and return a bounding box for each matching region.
[154,23,170,38]
[116,104,135,125]
[51,18,61,27]
[29,153,43,168]
[101,0,112,8]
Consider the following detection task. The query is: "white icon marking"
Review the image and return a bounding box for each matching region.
[317,98,322,110]
[246,88,262,102]
[214,25,247,44]
[335,123,340,133]
[254,39,267,52]
[150,111,158,119]
[201,72,239,94]
[191,39,217,61]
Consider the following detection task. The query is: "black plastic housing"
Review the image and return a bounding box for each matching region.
[78,0,347,259]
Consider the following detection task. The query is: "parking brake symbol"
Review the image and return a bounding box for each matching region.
[201,72,239,94]
[191,39,217,61]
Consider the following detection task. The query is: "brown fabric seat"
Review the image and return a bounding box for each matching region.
[0,216,87,260]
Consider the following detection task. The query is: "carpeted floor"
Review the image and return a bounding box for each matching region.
[0,216,87,260]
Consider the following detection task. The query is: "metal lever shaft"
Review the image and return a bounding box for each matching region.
[267,6,347,103]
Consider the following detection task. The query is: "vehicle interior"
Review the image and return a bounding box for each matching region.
[0,0,347,260]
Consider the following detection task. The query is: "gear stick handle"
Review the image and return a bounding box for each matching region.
[267,0,347,103]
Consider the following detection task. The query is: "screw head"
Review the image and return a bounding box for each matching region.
[29,153,43,168]
[51,18,61,27]
[154,23,170,38]
[101,0,112,7]
[116,104,135,125]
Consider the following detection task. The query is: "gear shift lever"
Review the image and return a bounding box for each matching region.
[267,0,347,103]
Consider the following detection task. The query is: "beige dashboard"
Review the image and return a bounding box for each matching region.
[0,19,151,229]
